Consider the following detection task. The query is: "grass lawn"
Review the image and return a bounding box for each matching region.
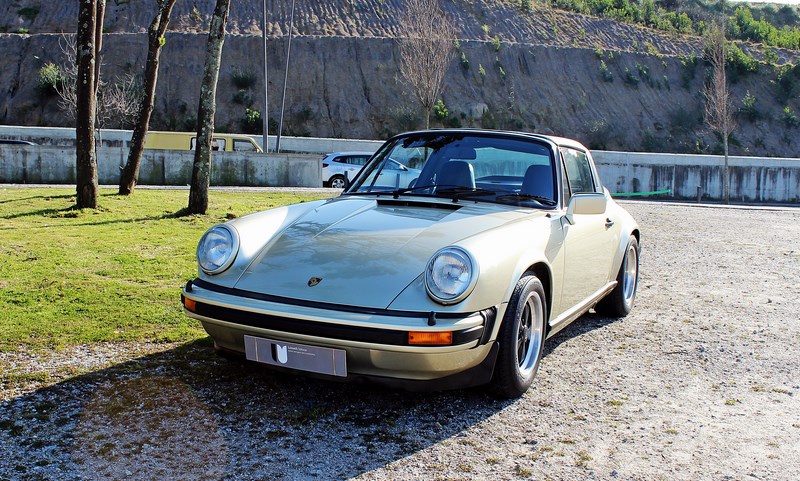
[0,187,330,353]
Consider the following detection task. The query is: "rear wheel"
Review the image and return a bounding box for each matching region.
[329,175,347,189]
[492,275,547,398]
[595,236,639,317]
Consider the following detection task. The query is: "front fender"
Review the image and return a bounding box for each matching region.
[196,199,328,287]
[388,213,562,315]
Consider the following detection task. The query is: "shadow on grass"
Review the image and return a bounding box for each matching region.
[0,193,75,205]
[0,315,611,480]
[0,205,191,227]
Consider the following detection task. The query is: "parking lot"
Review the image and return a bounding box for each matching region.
[1,200,799,480]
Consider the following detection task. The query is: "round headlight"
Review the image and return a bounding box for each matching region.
[197,225,239,274]
[425,247,477,304]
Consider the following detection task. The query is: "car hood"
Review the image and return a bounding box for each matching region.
[234,197,537,309]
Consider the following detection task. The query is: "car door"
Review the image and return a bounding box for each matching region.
[558,147,618,311]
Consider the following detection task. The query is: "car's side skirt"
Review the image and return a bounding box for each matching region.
[546,281,617,338]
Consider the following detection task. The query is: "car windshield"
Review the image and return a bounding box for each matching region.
[345,132,557,208]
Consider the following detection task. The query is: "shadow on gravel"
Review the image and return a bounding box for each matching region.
[1,316,608,481]
[544,312,619,354]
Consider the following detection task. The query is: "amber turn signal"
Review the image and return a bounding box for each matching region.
[408,331,453,346]
[183,297,197,312]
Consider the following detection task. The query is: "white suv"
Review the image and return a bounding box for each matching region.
[322,152,374,188]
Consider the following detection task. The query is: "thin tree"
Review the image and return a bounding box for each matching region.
[119,0,177,195]
[75,0,105,209]
[703,12,734,203]
[397,0,456,129]
[187,0,231,214]
[52,35,141,130]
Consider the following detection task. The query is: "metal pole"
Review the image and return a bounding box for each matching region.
[276,0,295,153]
[261,0,269,153]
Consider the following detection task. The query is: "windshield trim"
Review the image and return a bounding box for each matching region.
[344,130,560,209]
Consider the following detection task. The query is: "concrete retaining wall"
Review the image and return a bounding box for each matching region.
[593,151,800,204]
[0,145,321,187]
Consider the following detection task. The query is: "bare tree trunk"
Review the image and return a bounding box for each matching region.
[702,22,735,205]
[723,135,730,203]
[397,0,455,130]
[119,0,177,195]
[187,0,231,215]
[75,0,105,209]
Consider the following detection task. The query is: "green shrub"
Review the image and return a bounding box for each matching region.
[641,130,662,151]
[776,64,800,102]
[739,91,759,121]
[623,67,640,87]
[240,108,262,134]
[433,100,448,121]
[491,35,501,52]
[478,64,486,78]
[585,118,617,150]
[231,67,257,90]
[599,60,613,82]
[763,47,778,66]
[460,51,470,70]
[389,106,421,133]
[725,43,759,80]
[446,116,462,128]
[732,6,800,50]
[635,63,651,86]
[232,89,252,106]
[783,106,799,128]
[17,7,40,21]
[37,63,63,96]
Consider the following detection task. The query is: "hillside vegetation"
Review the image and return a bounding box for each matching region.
[0,0,798,157]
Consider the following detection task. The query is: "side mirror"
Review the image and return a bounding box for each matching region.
[565,193,607,224]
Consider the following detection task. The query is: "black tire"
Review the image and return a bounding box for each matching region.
[492,275,547,398]
[595,236,640,317]
[329,175,348,189]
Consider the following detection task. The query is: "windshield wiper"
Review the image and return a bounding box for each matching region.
[435,186,497,202]
[389,184,437,199]
[494,192,557,206]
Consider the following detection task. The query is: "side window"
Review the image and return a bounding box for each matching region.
[351,156,369,166]
[233,139,256,152]
[191,137,226,151]
[211,138,226,151]
[561,158,571,206]
[561,148,598,194]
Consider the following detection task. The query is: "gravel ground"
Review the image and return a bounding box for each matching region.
[1,201,799,481]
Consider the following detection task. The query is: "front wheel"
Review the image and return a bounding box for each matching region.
[595,236,639,317]
[492,275,547,398]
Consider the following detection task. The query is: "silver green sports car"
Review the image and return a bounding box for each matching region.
[181,130,640,397]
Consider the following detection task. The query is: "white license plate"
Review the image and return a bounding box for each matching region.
[243,335,347,377]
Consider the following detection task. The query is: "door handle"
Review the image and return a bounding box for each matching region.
[605,218,614,228]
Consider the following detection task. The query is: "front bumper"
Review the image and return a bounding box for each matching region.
[182,279,499,387]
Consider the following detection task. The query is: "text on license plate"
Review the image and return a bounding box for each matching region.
[243,335,347,377]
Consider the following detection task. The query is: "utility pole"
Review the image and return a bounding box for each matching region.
[276,0,296,153]
[261,0,269,153]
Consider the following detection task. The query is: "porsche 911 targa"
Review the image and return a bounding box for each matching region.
[181,129,640,397]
